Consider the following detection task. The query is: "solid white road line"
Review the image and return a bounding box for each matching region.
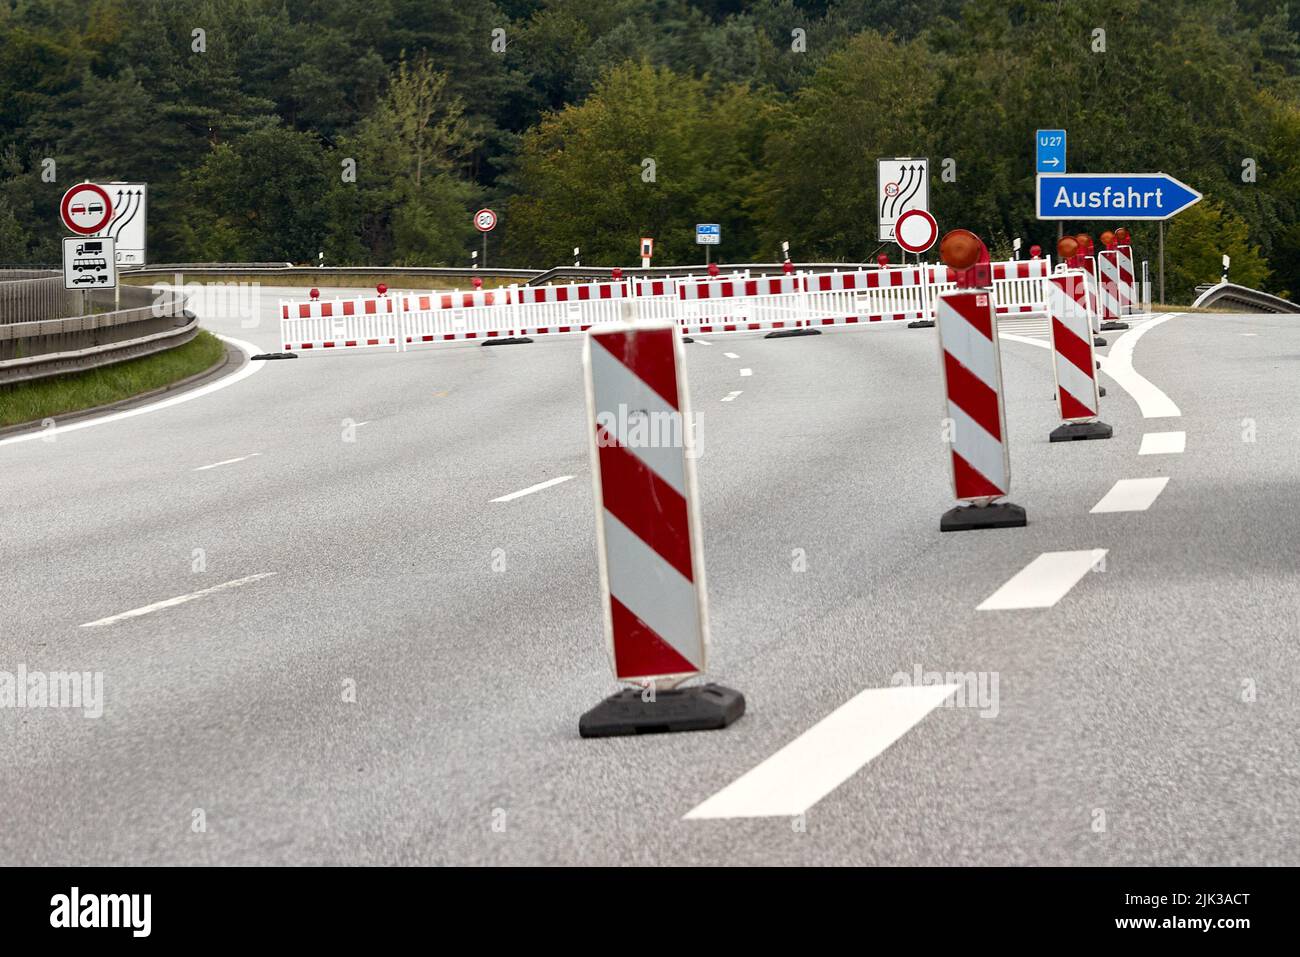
[0,336,265,450]
[721,391,743,402]
[490,475,574,503]
[723,352,740,359]
[1097,314,1181,418]
[80,573,277,628]
[1239,333,1258,337]
[977,550,1107,611]
[739,368,753,377]
[193,452,261,472]
[684,684,958,819]
[1139,431,1186,455]
[1091,477,1169,513]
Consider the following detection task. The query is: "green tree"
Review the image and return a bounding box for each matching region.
[1164,201,1270,303]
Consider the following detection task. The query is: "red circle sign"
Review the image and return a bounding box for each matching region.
[60,183,113,235]
[895,208,938,254]
[473,208,497,232]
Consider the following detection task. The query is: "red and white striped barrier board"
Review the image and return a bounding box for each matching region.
[804,268,927,324]
[678,275,799,300]
[1047,273,1102,421]
[936,290,1011,502]
[584,323,708,684]
[401,288,520,344]
[677,274,808,334]
[280,295,400,351]
[1096,250,1124,322]
[1116,244,1138,314]
[1082,255,1102,331]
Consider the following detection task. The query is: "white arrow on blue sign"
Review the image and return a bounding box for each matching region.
[696,223,721,245]
[1036,173,1202,221]
[1035,129,1066,173]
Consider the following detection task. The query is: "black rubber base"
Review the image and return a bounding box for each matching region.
[682,336,694,343]
[1050,420,1113,442]
[251,352,298,360]
[940,502,1027,532]
[907,320,936,328]
[1099,385,1107,397]
[579,683,746,738]
[1093,336,1108,347]
[481,336,533,347]
[764,327,822,339]
[1100,321,1130,331]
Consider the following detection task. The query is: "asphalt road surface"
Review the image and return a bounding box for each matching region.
[2,285,1297,865]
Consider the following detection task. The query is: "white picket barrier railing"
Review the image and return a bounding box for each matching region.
[278,259,1059,354]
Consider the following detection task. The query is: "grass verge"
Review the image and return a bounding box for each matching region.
[0,329,227,429]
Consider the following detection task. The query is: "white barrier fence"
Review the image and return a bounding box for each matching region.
[279,259,1057,353]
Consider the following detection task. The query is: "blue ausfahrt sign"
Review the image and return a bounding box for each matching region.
[1037,173,1201,221]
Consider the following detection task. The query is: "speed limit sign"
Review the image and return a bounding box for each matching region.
[474,208,497,232]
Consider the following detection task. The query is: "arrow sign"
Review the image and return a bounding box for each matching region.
[1036,173,1202,221]
[1036,129,1066,174]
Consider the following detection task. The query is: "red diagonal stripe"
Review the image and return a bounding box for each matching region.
[944,291,993,340]
[609,595,698,677]
[591,328,680,410]
[596,428,693,581]
[944,351,1002,441]
[1052,317,1094,376]
[952,450,1004,499]
[1059,388,1095,420]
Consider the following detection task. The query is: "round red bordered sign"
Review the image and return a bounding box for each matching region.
[473,208,497,232]
[895,208,938,254]
[60,183,114,236]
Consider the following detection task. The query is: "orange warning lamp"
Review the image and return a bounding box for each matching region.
[877,253,889,268]
[472,276,483,289]
[376,282,388,296]
[1100,230,1116,249]
[1115,227,1131,245]
[309,287,320,301]
[707,261,719,277]
[940,229,990,288]
[782,259,794,275]
[1030,245,1042,259]
[1075,234,1092,255]
[1056,237,1078,260]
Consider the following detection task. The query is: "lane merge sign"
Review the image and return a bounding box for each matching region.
[894,208,938,254]
[878,157,929,242]
[695,223,720,245]
[473,208,497,232]
[60,183,113,235]
[1037,173,1202,220]
[1036,129,1066,173]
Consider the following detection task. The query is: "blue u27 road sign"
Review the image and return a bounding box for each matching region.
[1036,173,1202,221]
[1035,129,1066,173]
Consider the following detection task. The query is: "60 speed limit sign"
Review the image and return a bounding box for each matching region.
[474,209,497,232]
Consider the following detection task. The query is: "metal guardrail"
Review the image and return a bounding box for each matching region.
[0,279,194,386]
[1189,282,1300,314]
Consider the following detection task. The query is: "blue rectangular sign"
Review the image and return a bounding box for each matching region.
[1035,129,1066,173]
[1036,173,1202,221]
[696,223,720,244]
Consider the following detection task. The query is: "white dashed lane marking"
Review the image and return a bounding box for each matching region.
[723,352,740,359]
[193,453,262,472]
[80,573,278,628]
[721,391,743,402]
[739,368,753,377]
[490,475,574,503]
[977,550,1107,611]
[1091,477,1169,513]
[684,685,958,819]
[1139,431,1185,455]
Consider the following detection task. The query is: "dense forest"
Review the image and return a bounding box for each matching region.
[2,0,1299,300]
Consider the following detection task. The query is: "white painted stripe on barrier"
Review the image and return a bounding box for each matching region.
[588,338,688,496]
[684,684,958,819]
